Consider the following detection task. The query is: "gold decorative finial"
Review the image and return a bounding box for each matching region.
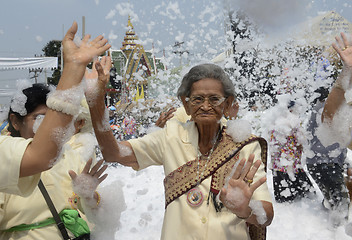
[127,15,133,29]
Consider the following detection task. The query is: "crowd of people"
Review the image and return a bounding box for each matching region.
[1,20,352,240]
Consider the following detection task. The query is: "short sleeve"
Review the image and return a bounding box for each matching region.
[0,136,40,196]
[128,128,166,170]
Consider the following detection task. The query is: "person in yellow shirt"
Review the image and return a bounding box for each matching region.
[0,21,111,196]
[0,84,107,239]
[88,61,273,240]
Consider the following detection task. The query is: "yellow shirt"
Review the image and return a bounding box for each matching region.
[0,132,96,240]
[172,106,191,123]
[129,120,272,240]
[0,136,40,196]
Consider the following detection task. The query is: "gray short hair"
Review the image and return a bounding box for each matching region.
[177,63,236,99]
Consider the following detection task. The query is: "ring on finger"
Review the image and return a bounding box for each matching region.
[244,178,253,184]
[343,46,349,51]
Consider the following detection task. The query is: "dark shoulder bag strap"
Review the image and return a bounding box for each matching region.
[38,179,71,240]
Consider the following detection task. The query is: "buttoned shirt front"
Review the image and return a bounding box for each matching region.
[129,120,272,240]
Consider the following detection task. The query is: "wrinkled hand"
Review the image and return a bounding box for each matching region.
[84,56,112,105]
[62,22,111,67]
[333,32,352,68]
[69,159,108,202]
[219,154,266,218]
[155,107,176,128]
[95,56,113,90]
[84,56,112,97]
[84,56,112,81]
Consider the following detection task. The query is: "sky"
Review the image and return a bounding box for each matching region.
[0,0,352,106]
[0,0,351,58]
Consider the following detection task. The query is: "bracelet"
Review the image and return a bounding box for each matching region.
[236,208,253,220]
[68,192,80,209]
[95,191,101,207]
[46,85,84,116]
[47,96,80,116]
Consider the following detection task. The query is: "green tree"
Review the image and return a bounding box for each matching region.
[42,40,61,85]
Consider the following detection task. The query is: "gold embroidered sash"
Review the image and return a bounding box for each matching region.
[164,132,267,208]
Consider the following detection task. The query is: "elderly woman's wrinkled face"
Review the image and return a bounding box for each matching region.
[183,78,229,125]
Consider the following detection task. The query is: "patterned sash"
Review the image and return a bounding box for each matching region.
[164,131,268,208]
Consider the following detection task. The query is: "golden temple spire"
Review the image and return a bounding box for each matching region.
[127,15,134,29]
[121,16,139,51]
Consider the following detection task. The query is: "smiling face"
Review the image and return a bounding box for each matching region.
[10,104,48,139]
[182,78,234,125]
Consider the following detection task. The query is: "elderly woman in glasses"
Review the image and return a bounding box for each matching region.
[89,63,273,239]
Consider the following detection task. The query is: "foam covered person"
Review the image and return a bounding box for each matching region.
[0,84,107,239]
[0,21,110,196]
[87,62,273,239]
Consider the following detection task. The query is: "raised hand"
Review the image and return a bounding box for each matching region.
[219,154,266,219]
[84,56,112,81]
[62,22,111,67]
[94,56,112,90]
[84,56,112,105]
[155,107,177,128]
[69,159,108,208]
[332,32,352,68]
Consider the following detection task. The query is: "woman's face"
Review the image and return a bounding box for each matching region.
[182,78,233,125]
[15,104,48,139]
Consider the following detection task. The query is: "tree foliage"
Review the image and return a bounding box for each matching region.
[42,40,61,85]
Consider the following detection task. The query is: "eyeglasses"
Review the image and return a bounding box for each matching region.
[185,95,226,107]
[35,114,45,121]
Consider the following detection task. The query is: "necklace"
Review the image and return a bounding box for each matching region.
[186,129,221,207]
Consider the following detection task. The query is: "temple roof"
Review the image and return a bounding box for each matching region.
[293,11,352,46]
[121,16,139,51]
